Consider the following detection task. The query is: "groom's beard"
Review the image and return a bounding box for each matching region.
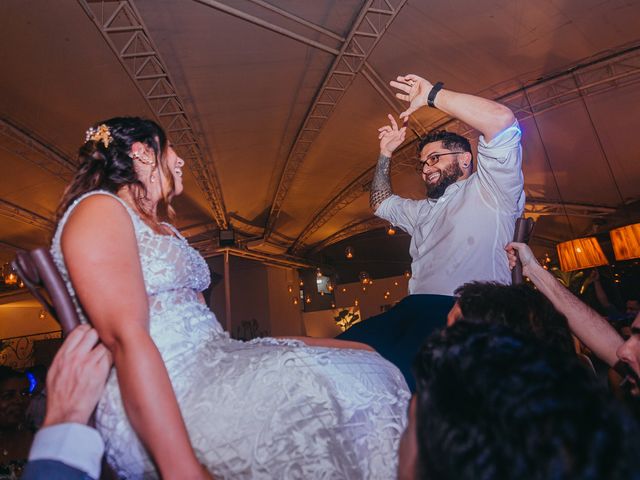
[425,162,464,199]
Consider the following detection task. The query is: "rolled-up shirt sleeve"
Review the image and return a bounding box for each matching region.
[28,423,104,479]
[374,195,426,235]
[476,120,524,212]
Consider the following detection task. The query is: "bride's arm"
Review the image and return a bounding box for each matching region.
[61,196,208,480]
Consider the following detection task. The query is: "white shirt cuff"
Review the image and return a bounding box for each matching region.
[29,423,105,479]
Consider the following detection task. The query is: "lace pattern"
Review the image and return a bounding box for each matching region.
[51,190,410,479]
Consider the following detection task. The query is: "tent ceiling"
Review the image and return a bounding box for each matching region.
[1,0,640,270]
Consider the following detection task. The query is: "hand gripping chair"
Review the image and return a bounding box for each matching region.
[511,216,535,285]
[12,247,118,480]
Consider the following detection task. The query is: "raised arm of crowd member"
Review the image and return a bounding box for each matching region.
[505,242,623,367]
[61,196,212,480]
[22,325,111,480]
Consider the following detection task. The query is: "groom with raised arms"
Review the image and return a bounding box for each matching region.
[337,74,525,390]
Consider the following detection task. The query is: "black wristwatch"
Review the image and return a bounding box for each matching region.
[427,81,444,108]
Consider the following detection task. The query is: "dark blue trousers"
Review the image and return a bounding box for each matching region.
[336,294,455,392]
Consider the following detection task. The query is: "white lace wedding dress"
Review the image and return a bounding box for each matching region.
[51,191,410,479]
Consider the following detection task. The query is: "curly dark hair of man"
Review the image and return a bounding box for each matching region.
[454,281,575,354]
[412,322,639,480]
[417,129,473,169]
[56,116,175,224]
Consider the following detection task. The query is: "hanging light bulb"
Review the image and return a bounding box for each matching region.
[287,285,293,293]
[331,302,336,308]
[387,225,396,235]
[404,270,411,279]
[4,264,18,285]
[305,295,311,304]
[327,283,334,292]
[362,286,367,292]
[341,287,347,293]
[354,298,359,307]
[358,271,371,285]
[293,298,299,305]
[394,281,399,286]
[299,280,304,287]
[345,246,354,259]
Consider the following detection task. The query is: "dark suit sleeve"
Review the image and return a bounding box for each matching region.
[21,459,94,480]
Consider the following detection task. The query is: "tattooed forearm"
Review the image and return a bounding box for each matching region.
[370,154,392,211]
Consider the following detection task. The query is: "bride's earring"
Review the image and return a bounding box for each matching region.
[132,150,153,165]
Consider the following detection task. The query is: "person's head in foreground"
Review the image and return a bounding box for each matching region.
[448,281,575,354]
[0,366,30,429]
[416,130,473,199]
[398,322,639,480]
[57,116,185,222]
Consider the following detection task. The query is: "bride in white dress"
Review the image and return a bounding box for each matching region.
[50,117,410,479]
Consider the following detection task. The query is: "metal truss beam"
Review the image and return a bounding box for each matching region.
[0,119,75,182]
[0,199,54,231]
[525,199,616,219]
[0,239,22,251]
[263,0,408,239]
[78,0,228,229]
[295,44,640,252]
[194,0,340,55]
[310,216,387,254]
[244,0,346,43]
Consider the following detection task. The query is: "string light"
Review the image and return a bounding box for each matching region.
[387,225,396,235]
[345,247,354,259]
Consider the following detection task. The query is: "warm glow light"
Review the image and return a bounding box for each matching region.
[610,223,640,261]
[342,287,347,293]
[354,299,359,307]
[288,286,293,293]
[345,246,354,259]
[557,237,608,272]
[387,225,396,235]
[293,298,298,305]
[404,270,411,279]
[305,295,311,304]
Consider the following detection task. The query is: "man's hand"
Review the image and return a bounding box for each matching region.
[378,114,407,157]
[390,74,433,120]
[43,325,112,427]
[505,242,539,276]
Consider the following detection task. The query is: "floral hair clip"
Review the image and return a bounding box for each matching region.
[85,124,113,148]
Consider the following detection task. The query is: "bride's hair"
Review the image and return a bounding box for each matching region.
[56,116,176,224]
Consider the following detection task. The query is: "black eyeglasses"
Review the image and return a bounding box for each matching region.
[415,151,465,172]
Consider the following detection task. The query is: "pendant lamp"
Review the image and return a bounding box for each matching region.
[610,223,640,261]
[557,237,608,272]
